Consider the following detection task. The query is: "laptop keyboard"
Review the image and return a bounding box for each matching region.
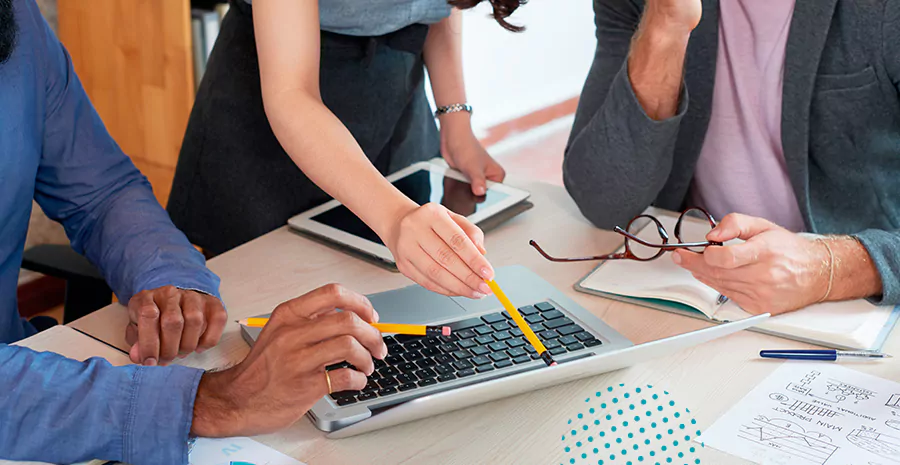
[327,301,603,407]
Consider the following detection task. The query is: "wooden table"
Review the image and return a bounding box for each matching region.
[30,180,899,464]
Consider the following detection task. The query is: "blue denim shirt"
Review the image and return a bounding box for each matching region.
[0,1,219,463]
[245,0,452,36]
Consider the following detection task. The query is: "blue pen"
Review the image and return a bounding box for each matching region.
[759,349,892,361]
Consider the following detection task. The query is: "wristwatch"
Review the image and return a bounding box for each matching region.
[434,103,473,118]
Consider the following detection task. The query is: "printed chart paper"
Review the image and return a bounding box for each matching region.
[190,437,306,465]
[704,362,900,465]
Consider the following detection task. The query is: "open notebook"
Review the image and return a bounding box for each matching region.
[576,215,900,350]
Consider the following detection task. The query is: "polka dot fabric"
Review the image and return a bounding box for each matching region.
[560,384,703,465]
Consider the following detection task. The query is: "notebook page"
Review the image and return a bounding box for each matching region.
[580,215,720,317]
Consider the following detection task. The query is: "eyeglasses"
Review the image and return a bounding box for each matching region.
[530,207,723,262]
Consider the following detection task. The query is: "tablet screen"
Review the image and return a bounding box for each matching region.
[310,170,510,245]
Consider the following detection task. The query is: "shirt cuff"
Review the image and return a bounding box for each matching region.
[853,229,900,306]
[124,365,204,465]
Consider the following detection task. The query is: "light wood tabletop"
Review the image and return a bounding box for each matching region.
[43,179,900,464]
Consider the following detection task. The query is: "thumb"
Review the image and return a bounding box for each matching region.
[468,169,488,197]
[708,213,780,242]
[450,211,486,255]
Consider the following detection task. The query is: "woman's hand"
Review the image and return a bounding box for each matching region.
[439,113,505,196]
[384,201,494,298]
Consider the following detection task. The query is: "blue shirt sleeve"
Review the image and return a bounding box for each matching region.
[28,1,220,304]
[0,344,202,465]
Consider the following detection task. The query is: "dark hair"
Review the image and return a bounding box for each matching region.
[0,0,18,65]
[449,0,527,32]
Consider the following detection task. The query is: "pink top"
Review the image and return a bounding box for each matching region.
[689,0,805,232]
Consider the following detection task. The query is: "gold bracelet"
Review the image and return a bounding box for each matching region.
[818,239,835,303]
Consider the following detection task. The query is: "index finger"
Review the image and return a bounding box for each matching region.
[430,208,494,281]
[272,284,378,325]
[130,292,161,366]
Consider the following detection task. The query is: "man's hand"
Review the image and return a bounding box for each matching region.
[126,286,227,366]
[672,213,882,315]
[439,112,505,197]
[189,284,388,438]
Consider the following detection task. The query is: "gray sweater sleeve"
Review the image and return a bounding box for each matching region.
[563,0,689,229]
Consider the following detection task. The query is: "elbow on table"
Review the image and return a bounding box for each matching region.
[562,155,640,231]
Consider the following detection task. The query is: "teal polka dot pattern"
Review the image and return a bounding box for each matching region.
[560,384,703,465]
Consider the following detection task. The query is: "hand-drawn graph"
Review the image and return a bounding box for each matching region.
[886,395,900,410]
[738,415,839,465]
[886,420,900,432]
[786,370,876,404]
[770,393,842,418]
[847,427,900,462]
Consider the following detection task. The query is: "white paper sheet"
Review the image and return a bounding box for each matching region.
[189,437,306,465]
[704,362,900,465]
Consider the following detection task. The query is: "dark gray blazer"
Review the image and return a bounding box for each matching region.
[564,0,900,305]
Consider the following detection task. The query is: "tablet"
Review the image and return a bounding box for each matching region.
[287,161,531,265]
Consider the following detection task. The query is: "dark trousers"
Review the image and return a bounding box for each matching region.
[167,1,439,255]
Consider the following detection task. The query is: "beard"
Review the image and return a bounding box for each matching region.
[0,0,18,65]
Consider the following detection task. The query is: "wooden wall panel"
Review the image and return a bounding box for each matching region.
[57,0,194,205]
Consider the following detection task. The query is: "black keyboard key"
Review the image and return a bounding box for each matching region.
[437,373,456,382]
[471,355,492,366]
[374,359,386,370]
[558,335,578,346]
[416,358,437,368]
[378,377,400,388]
[544,317,574,330]
[452,350,473,360]
[452,360,473,370]
[525,314,544,324]
[458,339,477,349]
[439,342,460,353]
[529,323,546,332]
[396,373,417,384]
[574,331,595,342]
[422,338,441,348]
[584,339,603,347]
[448,317,488,331]
[507,338,526,348]
[474,325,494,336]
[357,392,378,402]
[379,366,400,377]
[493,331,512,341]
[507,347,527,358]
[384,355,404,365]
[519,305,539,315]
[481,313,506,324]
[492,322,511,331]
[549,347,567,356]
[502,311,512,320]
[337,397,358,406]
[395,335,424,344]
[510,328,524,337]
[330,390,355,400]
[399,383,417,392]
[531,353,541,360]
[415,368,437,379]
[402,351,424,362]
[418,378,438,387]
[540,330,560,340]
[512,355,531,364]
[406,341,424,351]
[439,334,459,343]
[457,329,477,339]
[476,364,495,373]
[475,335,495,345]
[535,302,555,312]
[435,354,454,364]
[363,380,379,393]
[326,361,350,371]
[566,342,585,351]
[488,341,508,352]
[541,309,564,320]
[471,346,490,356]
[557,325,583,336]
[435,364,454,376]
[384,336,400,346]
[458,368,476,377]
[489,352,510,362]
[421,347,441,357]
[378,387,398,396]
[495,359,514,369]
[524,346,537,354]
[543,339,562,350]
[399,362,418,373]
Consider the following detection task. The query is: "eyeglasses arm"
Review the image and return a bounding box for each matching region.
[529,240,627,262]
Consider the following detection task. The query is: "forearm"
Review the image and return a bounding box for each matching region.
[627,13,692,120]
[0,345,201,465]
[819,236,883,301]
[423,10,475,142]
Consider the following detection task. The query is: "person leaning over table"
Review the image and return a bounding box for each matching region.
[167,0,527,299]
[1,2,386,464]
[563,0,900,315]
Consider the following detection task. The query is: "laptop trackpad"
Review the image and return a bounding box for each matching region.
[368,286,466,324]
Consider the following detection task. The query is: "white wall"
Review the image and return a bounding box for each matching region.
[459,1,597,136]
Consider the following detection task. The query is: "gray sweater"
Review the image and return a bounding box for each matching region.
[563,0,900,305]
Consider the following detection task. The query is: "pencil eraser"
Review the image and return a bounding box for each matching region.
[442,327,451,336]
[550,362,558,367]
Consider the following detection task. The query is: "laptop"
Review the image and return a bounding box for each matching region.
[240,266,768,437]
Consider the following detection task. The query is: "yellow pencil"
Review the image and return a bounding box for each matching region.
[484,279,557,367]
[237,318,451,337]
